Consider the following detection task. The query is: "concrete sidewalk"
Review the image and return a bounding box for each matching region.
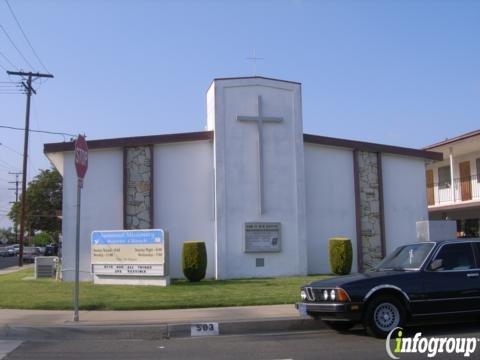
[0,305,324,340]
[0,264,33,276]
[0,305,299,327]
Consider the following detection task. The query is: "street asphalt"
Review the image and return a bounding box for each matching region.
[0,256,18,270]
[3,322,480,359]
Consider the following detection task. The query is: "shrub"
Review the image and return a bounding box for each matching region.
[182,241,207,282]
[329,237,353,275]
[32,232,53,247]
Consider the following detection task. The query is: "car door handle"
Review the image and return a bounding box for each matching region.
[466,273,479,278]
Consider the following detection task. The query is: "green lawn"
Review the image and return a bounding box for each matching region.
[0,269,330,310]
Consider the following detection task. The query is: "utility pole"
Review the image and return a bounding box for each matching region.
[6,71,54,266]
[8,171,22,245]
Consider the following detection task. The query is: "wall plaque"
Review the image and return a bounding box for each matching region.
[244,222,281,253]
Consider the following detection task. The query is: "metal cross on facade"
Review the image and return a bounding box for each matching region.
[237,95,283,215]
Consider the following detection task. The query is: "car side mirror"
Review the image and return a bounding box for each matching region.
[429,259,443,271]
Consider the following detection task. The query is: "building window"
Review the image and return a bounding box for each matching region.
[476,158,480,183]
[438,166,451,189]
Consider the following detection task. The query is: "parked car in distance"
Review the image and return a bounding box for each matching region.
[44,244,58,256]
[1,246,17,257]
[296,239,480,338]
[11,244,19,255]
[23,246,42,263]
[0,247,10,257]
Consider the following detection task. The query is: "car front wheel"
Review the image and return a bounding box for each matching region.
[363,295,405,338]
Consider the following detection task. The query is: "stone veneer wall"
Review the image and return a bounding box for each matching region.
[356,151,383,270]
[124,146,153,229]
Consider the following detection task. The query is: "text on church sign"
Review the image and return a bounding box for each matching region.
[244,222,281,253]
[91,229,166,276]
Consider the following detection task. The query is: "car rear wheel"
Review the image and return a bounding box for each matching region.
[324,321,355,332]
[363,295,405,338]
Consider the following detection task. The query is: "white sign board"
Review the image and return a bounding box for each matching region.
[91,229,165,266]
[91,229,169,285]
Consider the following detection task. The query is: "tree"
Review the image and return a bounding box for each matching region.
[8,168,62,242]
[0,228,16,244]
[32,232,53,247]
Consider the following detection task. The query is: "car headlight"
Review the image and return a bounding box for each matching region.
[318,288,351,302]
[300,290,307,300]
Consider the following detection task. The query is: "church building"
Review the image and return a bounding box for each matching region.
[44,76,442,281]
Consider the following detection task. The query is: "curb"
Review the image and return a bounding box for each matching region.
[0,318,326,340]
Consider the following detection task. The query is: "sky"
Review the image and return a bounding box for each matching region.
[0,0,479,228]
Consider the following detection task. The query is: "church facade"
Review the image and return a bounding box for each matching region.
[44,77,442,281]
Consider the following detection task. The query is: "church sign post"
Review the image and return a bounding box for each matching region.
[74,134,88,322]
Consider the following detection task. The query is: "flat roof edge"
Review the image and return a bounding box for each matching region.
[423,129,480,150]
[44,131,214,153]
[304,133,443,161]
[211,76,301,86]
[44,130,442,161]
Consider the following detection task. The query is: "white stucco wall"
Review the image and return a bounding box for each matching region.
[61,140,214,281]
[304,144,358,274]
[153,140,215,279]
[382,154,428,254]
[62,148,123,281]
[209,78,307,279]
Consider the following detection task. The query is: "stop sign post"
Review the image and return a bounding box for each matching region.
[74,134,88,322]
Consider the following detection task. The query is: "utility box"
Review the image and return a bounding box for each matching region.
[416,220,457,242]
[35,256,59,278]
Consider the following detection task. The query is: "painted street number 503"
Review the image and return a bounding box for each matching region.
[191,322,219,337]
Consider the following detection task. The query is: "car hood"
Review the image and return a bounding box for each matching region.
[307,271,412,288]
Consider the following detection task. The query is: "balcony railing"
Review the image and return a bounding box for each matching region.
[427,174,480,206]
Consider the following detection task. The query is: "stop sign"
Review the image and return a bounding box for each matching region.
[74,134,88,180]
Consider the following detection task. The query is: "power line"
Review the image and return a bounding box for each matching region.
[0,49,19,71]
[0,88,25,94]
[0,85,21,90]
[0,162,14,170]
[0,162,17,171]
[0,142,22,156]
[0,125,74,138]
[0,24,35,70]
[0,158,19,170]
[3,0,49,74]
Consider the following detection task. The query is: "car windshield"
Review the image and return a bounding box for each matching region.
[375,242,435,271]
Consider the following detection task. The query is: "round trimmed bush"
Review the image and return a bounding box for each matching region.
[329,237,353,275]
[182,241,207,282]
